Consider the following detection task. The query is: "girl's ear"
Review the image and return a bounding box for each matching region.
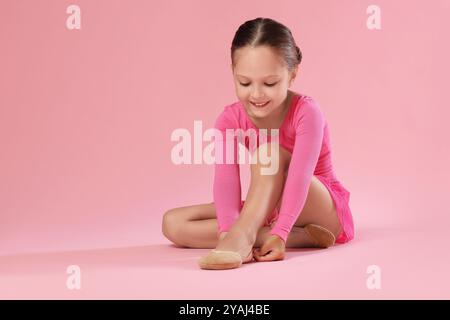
[289,66,299,86]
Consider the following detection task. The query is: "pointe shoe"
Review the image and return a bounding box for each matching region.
[304,224,336,248]
[198,249,254,270]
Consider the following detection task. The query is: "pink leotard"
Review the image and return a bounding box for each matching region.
[213,92,354,244]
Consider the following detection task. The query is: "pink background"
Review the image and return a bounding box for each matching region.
[1,0,449,299]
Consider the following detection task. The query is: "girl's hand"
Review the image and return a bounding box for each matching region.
[253,235,285,262]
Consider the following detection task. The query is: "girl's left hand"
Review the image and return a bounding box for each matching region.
[253,235,286,262]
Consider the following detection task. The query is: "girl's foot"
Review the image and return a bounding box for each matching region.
[198,248,253,270]
[304,224,336,248]
[198,228,254,270]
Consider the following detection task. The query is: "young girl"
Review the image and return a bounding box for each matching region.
[162,17,354,270]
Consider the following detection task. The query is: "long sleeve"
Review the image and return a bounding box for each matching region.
[213,109,242,234]
[269,98,325,243]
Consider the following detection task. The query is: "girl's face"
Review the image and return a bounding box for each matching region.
[232,45,297,120]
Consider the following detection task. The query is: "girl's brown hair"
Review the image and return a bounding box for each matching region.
[231,17,302,72]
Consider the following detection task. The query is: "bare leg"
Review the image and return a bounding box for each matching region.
[162,202,219,248]
[254,226,316,248]
[163,140,335,251]
[214,142,290,258]
[164,216,315,249]
[163,210,312,249]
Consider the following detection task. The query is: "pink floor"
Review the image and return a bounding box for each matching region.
[1,222,449,299]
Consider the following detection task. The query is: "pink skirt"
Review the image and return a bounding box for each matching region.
[239,175,355,244]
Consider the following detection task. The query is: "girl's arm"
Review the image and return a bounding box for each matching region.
[213,109,242,235]
[269,98,325,243]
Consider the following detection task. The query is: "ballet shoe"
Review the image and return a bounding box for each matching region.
[198,248,254,270]
[304,224,336,248]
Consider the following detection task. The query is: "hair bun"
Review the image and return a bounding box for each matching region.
[295,46,302,63]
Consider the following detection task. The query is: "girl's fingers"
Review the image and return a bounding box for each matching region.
[254,249,282,262]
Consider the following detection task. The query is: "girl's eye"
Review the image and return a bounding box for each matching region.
[239,82,278,87]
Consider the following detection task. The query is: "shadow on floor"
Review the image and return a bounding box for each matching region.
[0,225,400,275]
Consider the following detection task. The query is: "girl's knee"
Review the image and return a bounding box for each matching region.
[162,210,182,242]
[250,143,288,177]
